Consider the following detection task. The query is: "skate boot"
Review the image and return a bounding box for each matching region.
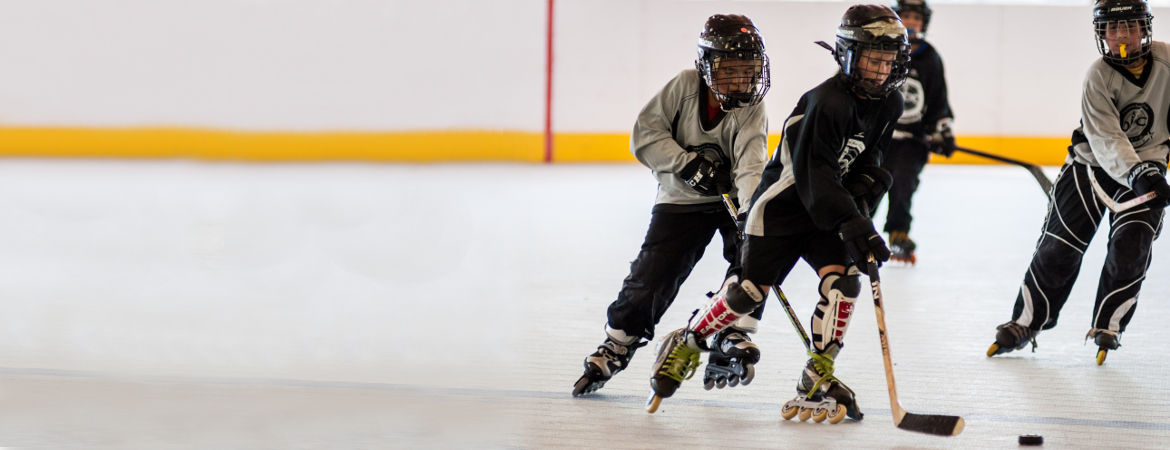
[645,327,704,413]
[703,327,760,390]
[780,351,862,424]
[986,321,1038,357]
[888,231,917,265]
[1086,328,1121,366]
[572,332,646,397]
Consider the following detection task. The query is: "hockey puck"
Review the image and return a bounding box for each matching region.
[1018,435,1043,446]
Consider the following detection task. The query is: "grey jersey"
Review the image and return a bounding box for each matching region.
[631,69,768,208]
[1071,40,1170,185]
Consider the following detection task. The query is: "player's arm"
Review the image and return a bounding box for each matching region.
[631,75,690,172]
[790,102,863,230]
[729,103,768,210]
[923,52,955,157]
[1080,68,1142,184]
[844,98,901,216]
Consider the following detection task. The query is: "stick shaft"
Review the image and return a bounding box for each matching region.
[865,259,906,423]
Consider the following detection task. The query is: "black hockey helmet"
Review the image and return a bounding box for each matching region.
[695,14,771,111]
[829,5,911,99]
[1093,0,1153,65]
[893,0,932,41]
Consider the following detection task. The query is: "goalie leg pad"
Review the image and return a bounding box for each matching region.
[811,272,860,357]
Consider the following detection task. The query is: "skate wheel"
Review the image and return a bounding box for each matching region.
[728,375,740,387]
[986,343,1000,357]
[740,364,755,386]
[797,407,813,422]
[780,402,799,420]
[1097,349,1108,366]
[646,393,665,414]
[811,408,829,423]
[571,376,592,397]
[827,404,848,424]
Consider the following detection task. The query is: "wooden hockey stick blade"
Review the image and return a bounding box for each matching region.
[897,411,966,436]
[953,146,1052,194]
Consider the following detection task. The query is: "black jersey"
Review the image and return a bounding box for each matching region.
[893,41,952,140]
[744,76,903,237]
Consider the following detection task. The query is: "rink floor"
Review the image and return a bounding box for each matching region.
[2,160,1169,448]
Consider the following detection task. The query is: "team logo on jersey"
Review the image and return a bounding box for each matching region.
[897,77,925,125]
[839,133,865,173]
[1120,103,1154,147]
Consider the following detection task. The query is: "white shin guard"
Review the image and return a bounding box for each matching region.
[689,276,764,339]
[811,272,860,357]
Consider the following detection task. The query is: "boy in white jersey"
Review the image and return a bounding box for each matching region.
[571,14,770,397]
[987,0,1170,365]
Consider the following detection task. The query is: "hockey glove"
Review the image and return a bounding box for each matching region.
[843,166,892,217]
[678,144,732,196]
[1127,161,1170,209]
[838,216,891,267]
[928,119,956,158]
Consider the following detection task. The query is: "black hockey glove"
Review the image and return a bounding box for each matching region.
[678,144,732,196]
[929,123,956,158]
[843,166,892,217]
[838,216,891,267]
[1127,161,1170,209]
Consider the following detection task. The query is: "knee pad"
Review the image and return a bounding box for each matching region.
[811,272,860,356]
[726,279,764,313]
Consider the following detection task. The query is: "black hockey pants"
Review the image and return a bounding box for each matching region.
[1011,161,1164,333]
[880,138,932,233]
[606,206,761,340]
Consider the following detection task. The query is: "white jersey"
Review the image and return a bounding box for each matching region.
[631,69,768,208]
[1072,40,1170,185]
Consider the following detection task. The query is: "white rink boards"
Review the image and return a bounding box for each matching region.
[0,161,1168,448]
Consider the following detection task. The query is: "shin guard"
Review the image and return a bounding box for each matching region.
[689,277,764,339]
[811,272,860,356]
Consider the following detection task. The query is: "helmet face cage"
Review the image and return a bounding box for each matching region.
[696,16,772,111]
[697,48,771,111]
[834,11,911,98]
[1094,1,1153,65]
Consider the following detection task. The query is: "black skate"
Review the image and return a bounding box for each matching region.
[1087,329,1121,366]
[572,335,646,397]
[889,231,917,265]
[645,328,704,413]
[986,321,1038,357]
[703,328,760,390]
[780,352,862,424]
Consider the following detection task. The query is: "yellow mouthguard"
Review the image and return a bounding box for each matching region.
[1120,43,1128,58]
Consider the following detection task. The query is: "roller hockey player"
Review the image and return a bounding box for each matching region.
[572,14,770,397]
[987,0,1170,366]
[647,5,907,420]
[878,0,955,265]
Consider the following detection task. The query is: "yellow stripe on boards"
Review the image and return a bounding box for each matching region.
[0,127,1070,165]
[0,127,545,162]
[554,133,1071,166]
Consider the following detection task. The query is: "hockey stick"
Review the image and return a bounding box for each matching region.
[953,146,1053,195]
[864,256,966,436]
[1087,169,1159,213]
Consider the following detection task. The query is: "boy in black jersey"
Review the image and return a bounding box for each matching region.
[571,14,771,397]
[646,5,909,420]
[879,0,955,264]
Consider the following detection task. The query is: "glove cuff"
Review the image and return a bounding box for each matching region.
[1127,161,1163,189]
